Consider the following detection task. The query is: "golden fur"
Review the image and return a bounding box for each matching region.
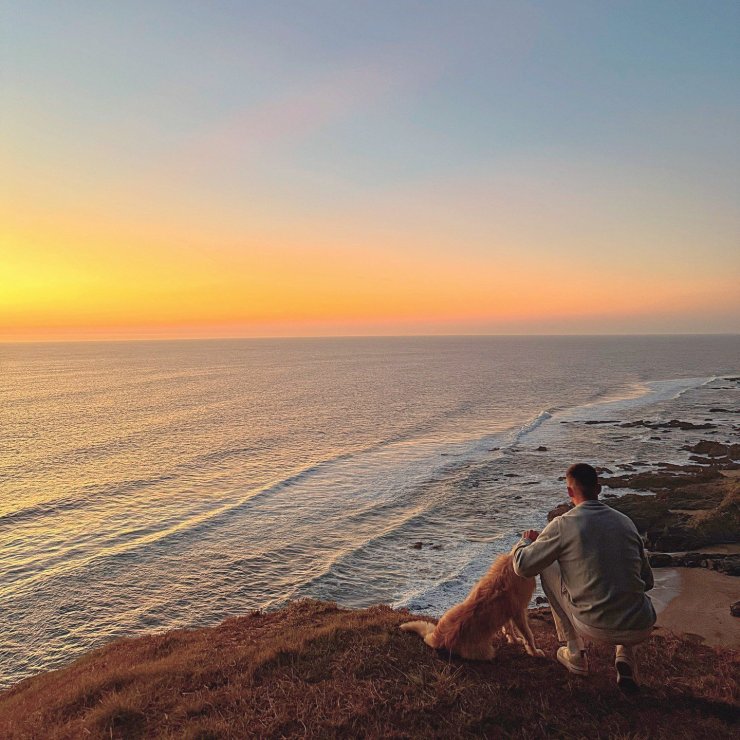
[400,550,543,661]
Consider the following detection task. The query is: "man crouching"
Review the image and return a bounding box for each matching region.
[513,463,656,693]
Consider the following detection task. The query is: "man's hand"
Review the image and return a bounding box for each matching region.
[522,529,540,542]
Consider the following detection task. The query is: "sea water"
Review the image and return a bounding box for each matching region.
[1,335,738,687]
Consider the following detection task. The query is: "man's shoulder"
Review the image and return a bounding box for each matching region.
[566,501,634,523]
[603,503,640,531]
[576,500,639,532]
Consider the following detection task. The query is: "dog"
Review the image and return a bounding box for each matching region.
[400,548,543,661]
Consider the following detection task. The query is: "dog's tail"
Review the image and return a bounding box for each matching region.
[399,620,436,639]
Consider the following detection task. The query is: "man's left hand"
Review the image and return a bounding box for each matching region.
[522,529,540,541]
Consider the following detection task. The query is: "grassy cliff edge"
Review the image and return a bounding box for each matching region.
[1,599,737,739]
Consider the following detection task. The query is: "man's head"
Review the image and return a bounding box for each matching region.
[566,463,601,502]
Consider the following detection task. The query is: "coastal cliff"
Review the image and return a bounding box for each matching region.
[2,439,738,738]
[0,599,737,739]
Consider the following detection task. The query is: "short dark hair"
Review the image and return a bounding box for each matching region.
[566,463,600,499]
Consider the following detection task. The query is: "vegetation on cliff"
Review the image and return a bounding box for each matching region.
[1,600,737,739]
[604,464,739,552]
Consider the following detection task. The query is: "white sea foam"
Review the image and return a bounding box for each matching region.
[557,376,715,423]
[511,409,554,445]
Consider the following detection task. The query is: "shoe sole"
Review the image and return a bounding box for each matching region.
[557,651,589,676]
[616,660,639,694]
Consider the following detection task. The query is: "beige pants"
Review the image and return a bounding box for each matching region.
[540,562,653,661]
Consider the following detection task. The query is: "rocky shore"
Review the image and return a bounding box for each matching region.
[548,440,738,552]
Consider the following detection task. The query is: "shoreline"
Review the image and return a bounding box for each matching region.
[648,567,682,616]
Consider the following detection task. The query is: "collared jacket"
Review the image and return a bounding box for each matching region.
[513,500,656,632]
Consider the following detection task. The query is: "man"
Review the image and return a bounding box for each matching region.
[512,463,655,692]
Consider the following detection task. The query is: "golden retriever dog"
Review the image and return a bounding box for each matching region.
[400,549,543,661]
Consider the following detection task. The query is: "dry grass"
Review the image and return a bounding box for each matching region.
[0,600,738,739]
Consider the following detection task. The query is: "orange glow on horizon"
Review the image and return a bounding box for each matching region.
[3,174,739,342]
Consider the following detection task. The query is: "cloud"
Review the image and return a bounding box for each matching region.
[184,52,437,169]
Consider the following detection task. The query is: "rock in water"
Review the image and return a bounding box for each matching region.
[648,553,672,568]
[547,502,574,521]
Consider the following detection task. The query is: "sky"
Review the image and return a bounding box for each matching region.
[1,0,739,340]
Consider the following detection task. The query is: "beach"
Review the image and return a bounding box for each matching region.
[655,568,739,649]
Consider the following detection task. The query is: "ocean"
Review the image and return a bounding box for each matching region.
[1,335,738,688]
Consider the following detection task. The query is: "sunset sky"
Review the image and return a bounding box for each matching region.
[2,1,739,340]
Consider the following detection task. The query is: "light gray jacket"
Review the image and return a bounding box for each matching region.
[513,500,656,632]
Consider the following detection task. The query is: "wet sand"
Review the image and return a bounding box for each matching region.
[654,568,740,649]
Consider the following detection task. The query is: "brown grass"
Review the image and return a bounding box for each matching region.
[0,600,737,739]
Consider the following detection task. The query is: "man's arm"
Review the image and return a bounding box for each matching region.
[639,541,654,592]
[512,518,563,578]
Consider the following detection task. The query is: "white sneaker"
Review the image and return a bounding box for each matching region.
[556,646,589,676]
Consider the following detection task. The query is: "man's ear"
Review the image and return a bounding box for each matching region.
[566,485,575,499]
[595,483,602,496]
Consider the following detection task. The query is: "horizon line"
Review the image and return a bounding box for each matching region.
[2,331,739,346]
